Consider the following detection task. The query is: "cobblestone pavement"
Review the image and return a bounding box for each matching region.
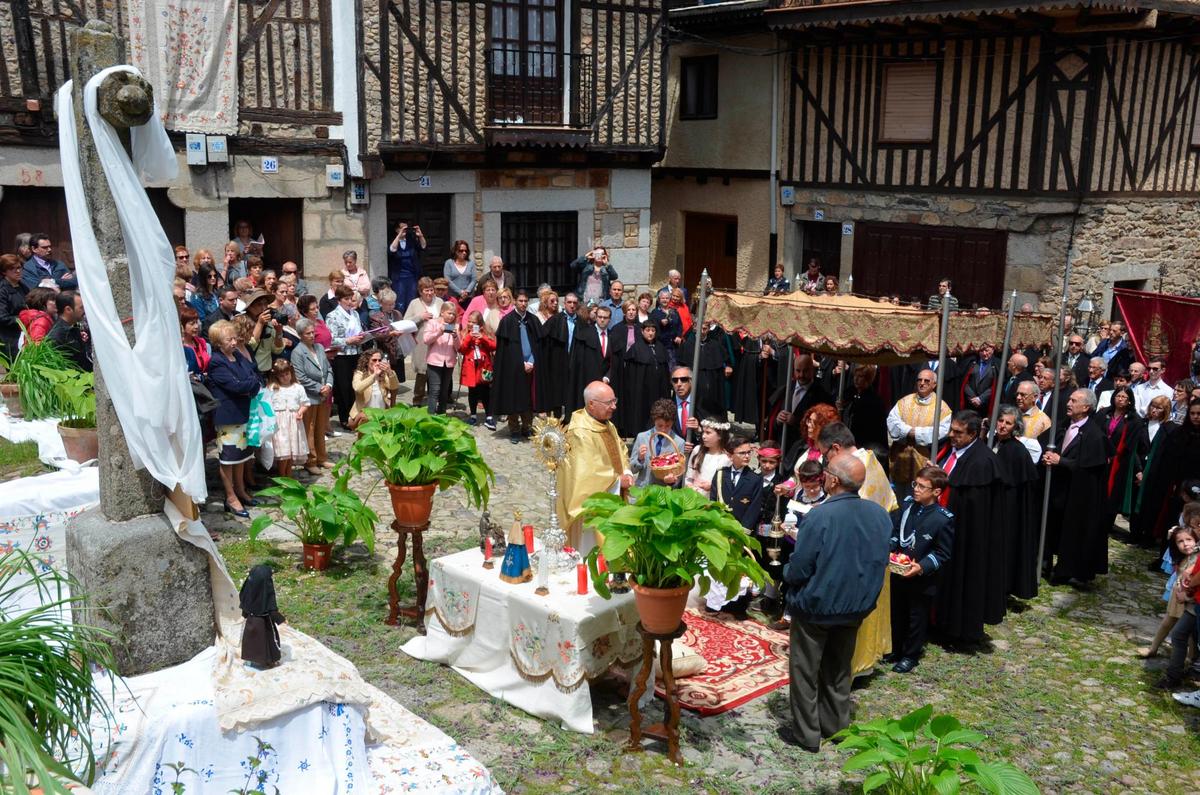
[208,382,1200,793]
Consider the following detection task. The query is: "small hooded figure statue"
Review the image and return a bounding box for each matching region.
[240,564,286,669]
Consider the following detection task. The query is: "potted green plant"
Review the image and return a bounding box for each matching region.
[0,548,116,795]
[48,368,97,463]
[248,475,379,570]
[582,485,769,634]
[337,404,494,525]
[0,338,75,420]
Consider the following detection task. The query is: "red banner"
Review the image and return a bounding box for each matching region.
[1112,288,1200,385]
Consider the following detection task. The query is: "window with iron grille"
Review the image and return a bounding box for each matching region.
[680,55,718,120]
[501,211,577,295]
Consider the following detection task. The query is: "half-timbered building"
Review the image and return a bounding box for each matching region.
[656,0,1200,311]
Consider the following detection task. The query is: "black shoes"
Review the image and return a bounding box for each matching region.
[775,725,820,753]
[891,657,918,674]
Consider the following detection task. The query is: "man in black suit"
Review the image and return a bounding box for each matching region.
[771,353,834,473]
[1064,334,1091,388]
[670,365,700,445]
[1083,357,1112,400]
[709,436,763,618]
[1000,353,1034,405]
[962,344,999,414]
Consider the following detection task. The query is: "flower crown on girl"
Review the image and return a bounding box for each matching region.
[700,418,730,431]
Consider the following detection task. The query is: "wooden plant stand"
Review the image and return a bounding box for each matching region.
[386,520,430,634]
[626,620,686,766]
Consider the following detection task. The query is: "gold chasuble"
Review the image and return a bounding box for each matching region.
[850,448,900,677]
[1021,406,1051,440]
[556,408,627,551]
[888,394,952,489]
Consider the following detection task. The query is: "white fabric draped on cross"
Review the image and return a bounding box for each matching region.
[55,67,207,501]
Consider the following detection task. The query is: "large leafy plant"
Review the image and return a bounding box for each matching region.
[249,475,379,551]
[582,485,768,598]
[337,404,494,509]
[47,368,95,428]
[833,705,1040,795]
[0,549,116,794]
[0,338,79,420]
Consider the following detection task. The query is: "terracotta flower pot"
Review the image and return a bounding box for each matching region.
[302,542,334,571]
[631,582,691,635]
[387,482,436,526]
[1,382,21,417]
[57,422,98,463]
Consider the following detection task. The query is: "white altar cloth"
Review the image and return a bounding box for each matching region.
[401,546,642,734]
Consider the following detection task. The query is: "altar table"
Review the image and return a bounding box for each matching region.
[401,546,643,733]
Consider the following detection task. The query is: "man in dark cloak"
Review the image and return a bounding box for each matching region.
[1043,388,1115,584]
[493,291,538,442]
[678,321,733,421]
[619,322,672,437]
[536,304,570,417]
[729,333,777,434]
[240,564,286,669]
[990,405,1042,600]
[842,364,888,459]
[566,312,604,416]
[933,410,1003,644]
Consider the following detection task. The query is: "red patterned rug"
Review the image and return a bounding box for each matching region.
[653,608,790,716]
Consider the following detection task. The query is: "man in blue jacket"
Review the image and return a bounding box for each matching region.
[781,453,891,752]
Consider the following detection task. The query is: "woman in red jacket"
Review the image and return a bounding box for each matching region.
[458,309,497,430]
[18,287,57,344]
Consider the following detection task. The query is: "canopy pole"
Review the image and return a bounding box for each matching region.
[1036,246,1076,579]
[686,269,711,448]
[836,361,848,409]
[987,290,1019,446]
[931,292,953,461]
[772,343,796,522]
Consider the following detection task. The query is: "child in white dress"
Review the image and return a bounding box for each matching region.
[266,359,309,477]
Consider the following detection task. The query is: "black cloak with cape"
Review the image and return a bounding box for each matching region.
[606,321,637,435]
[240,564,285,669]
[933,440,1003,642]
[491,309,538,415]
[1096,407,1142,523]
[1129,420,1175,545]
[619,335,672,436]
[566,322,604,415]
[728,334,777,432]
[536,312,570,415]
[1046,416,1113,582]
[992,436,1040,600]
[678,326,731,421]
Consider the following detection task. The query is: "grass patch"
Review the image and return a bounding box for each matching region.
[0,440,45,480]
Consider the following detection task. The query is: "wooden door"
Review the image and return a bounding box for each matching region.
[227,198,304,274]
[683,212,737,289]
[488,0,563,124]
[386,194,453,280]
[799,220,842,279]
[852,221,1006,309]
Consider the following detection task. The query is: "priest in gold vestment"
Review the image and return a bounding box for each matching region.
[818,422,899,677]
[556,381,634,552]
[886,369,951,496]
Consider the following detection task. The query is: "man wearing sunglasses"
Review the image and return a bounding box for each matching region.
[1134,358,1174,417]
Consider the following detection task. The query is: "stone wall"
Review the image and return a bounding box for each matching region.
[787,188,1200,313]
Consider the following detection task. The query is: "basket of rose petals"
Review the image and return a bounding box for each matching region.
[888,551,915,575]
[649,432,686,481]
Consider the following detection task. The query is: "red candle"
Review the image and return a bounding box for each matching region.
[597,553,608,574]
[523,525,535,553]
[485,536,493,560]
[577,562,588,595]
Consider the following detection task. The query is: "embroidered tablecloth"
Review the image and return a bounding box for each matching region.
[401,546,642,733]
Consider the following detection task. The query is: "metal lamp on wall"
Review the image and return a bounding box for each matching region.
[1075,291,1096,338]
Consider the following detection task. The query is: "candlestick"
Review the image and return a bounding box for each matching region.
[523,524,535,554]
[484,536,494,569]
[535,553,550,596]
[598,553,608,574]
[577,563,588,595]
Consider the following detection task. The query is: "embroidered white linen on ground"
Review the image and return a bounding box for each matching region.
[56,68,207,501]
[402,546,642,733]
[127,0,239,134]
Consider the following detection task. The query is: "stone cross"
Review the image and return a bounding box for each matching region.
[64,20,215,677]
[68,19,162,521]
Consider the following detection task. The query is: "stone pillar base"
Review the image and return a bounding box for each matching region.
[66,507,216,677]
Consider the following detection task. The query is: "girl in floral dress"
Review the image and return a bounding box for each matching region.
[265,359,309,477]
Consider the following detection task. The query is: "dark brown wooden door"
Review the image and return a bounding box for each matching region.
[799,220,842,279]
[488,0,563,125]
[684,212,738,289]
[386,194,453,280]
[0,186,184,269]
[852,221,1006,309]
[227,198,304,274]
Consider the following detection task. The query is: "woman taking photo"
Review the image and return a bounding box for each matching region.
[462,278,502,334]
[350,349,400,427]
[443,240,476,307]
[319,270,345,319]
[206,320,262,519]
[291,318,334,474]
[421,301,462,415]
